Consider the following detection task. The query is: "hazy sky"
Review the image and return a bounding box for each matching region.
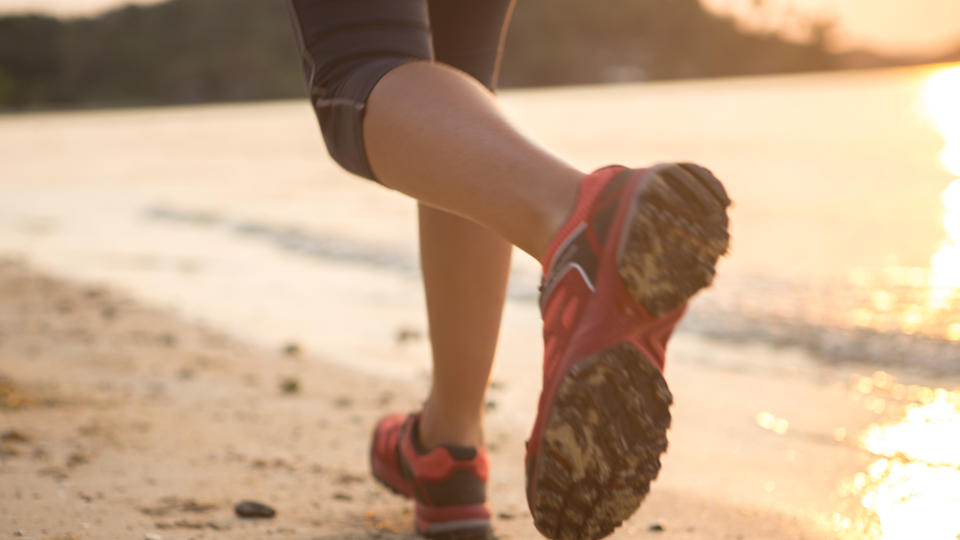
[701,0,960,56]
[1,0,959,57]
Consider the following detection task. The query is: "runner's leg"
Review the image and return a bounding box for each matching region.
[287,0,581,260]
[417,204,512,449]
[416,0,515,450]
[365,61,583,259]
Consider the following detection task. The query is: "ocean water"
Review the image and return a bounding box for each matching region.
[1,63,958,373]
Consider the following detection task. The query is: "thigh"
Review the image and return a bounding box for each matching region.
[427,0,515,91]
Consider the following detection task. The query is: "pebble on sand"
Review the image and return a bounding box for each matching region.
[280,377,300,395]
[0,429,30,443]
[234,500,276,519]
[649,522,666,532]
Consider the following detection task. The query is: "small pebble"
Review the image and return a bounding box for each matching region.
[84,287,105,299]
[66,452,89,468]
[144,533,162,540]
[234,500,276,519]
[282,342,301,357]
[0,430,29,443]
[13,530,24,537]
[649,522,665,532]
[280,377,300,395]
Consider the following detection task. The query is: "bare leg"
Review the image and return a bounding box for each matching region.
[356,4,576,451]
[416,204,512,449]
[364,61,583,261]
[365,61,584,449]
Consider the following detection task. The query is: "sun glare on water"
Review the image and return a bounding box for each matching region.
[926,66,960,178]
[829,71,960,537]
[830,376,960,539]
[847,66,960,340]
[926,66,960,313]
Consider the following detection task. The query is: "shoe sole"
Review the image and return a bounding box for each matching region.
[618,162,731,317]
[531,163,731,539]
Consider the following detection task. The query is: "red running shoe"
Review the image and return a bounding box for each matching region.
[526,163,731,539]
[370,413,492,538]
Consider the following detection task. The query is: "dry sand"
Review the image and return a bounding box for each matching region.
[0,259,830,539]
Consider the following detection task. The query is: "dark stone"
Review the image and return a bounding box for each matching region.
[0,430,30,443]
[234,500,276,519]
[66,452,89,468]
[280,377,300,395]
[84,287,105,300]
[649,522,665,532]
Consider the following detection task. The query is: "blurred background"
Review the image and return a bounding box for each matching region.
[0,0,959,108]
[1,1,960,539]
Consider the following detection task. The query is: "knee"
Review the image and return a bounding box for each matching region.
[286,0,433,182]
[306,57,416,182]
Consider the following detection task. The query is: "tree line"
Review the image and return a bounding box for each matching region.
[0,0,956,109]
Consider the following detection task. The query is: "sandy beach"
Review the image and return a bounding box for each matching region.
[5,250,958,539]
[0,258,840,539]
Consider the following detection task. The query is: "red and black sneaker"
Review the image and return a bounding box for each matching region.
[526,163,731,539]
[370,413,492,539]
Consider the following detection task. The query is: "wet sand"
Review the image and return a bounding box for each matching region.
[0,259,834,539]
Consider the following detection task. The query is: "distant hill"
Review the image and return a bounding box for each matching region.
[0,0,951,110]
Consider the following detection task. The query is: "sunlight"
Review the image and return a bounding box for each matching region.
[925,68,960,312]
[925,66,960,178]
[853,66,960,327]
[832,390,960,540]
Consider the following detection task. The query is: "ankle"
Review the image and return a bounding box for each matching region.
[534,171,583,263]
[418,404,484,450]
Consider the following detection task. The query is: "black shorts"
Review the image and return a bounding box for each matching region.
[286,0,515,182]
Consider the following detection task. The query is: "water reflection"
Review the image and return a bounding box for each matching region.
[846,65,960,341]
[830,70,960,534]
[929,178,960,312]
[831,373,960,539]
[926,66,960,178]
